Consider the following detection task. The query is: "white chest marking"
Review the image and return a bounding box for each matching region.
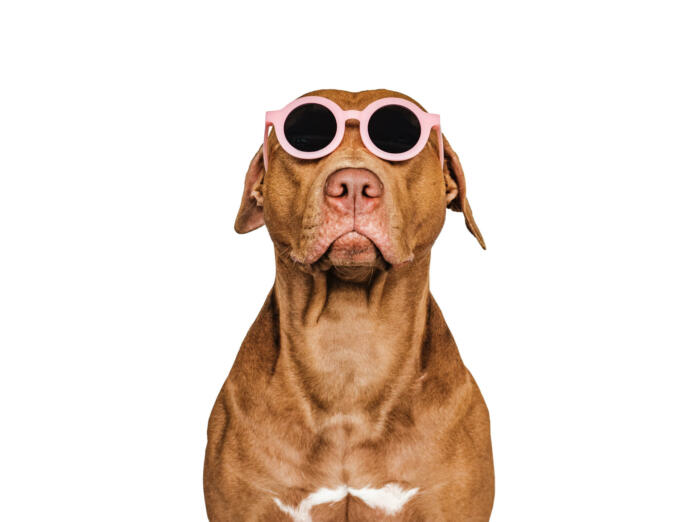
[273,483,419,522]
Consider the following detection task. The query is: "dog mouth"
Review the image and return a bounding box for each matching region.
[313,231,388,281]
[325,231,381,266]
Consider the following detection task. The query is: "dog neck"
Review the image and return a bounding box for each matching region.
[272,250,431,431]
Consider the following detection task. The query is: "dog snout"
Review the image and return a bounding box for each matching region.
[324,169,383,215]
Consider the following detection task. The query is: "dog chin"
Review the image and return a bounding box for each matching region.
[315,232,388,277]
[328,231,378,262]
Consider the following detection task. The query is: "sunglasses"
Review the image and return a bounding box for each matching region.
[263,96,443,171]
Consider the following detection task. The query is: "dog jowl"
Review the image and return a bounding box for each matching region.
[204,89,493,522]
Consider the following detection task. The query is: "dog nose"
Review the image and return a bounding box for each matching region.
[324,169,383,214]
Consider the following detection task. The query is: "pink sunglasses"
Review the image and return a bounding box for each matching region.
[263,96,443,171]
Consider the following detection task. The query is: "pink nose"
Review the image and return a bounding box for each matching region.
[324,169,383,214]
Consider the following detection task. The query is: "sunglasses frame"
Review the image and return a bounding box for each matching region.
[263,96,443,172]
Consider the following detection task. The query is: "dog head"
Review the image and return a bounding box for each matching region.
[234,89,484,276]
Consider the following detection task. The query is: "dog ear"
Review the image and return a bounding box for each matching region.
[234,146,265,234]
[443,135,486,249]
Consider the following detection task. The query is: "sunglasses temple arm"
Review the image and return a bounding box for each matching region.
[263,121,272,172]
[436,124,444,169]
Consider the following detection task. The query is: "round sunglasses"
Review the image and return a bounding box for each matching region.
[263,96,443,171]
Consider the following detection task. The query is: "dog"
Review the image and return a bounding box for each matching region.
[204,89,494,521]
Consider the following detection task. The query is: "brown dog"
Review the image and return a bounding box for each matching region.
[204,89,494,521]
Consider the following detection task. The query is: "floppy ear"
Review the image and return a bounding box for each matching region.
[443,135,486,249]
[234,146,265,234]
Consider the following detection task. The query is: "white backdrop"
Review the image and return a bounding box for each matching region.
[1,1,694,520]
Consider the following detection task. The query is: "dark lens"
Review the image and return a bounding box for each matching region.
[368,105,421,154]
[283,103,337,152]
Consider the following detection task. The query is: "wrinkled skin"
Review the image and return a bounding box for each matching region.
[204,89,493,521]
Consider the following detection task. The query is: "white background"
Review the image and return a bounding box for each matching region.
[1,1,694,520]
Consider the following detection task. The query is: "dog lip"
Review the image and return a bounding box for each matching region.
[335,230,367,240]
[328,230,378,254]
[325,231,382,266]
[297,224,412,267]
[333,230,372,246]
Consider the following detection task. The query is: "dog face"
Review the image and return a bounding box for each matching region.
[234,89,484,275]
